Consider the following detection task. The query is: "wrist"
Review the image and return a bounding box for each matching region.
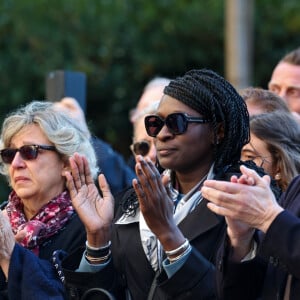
[86,240,111,256]
[86,226,111,248]
[164,238,191,262]
[259,206,283,233]
[227,228,255,262]
[227,228,255,248]
[84,250,111,265]
[157,226,185,250]
[84,240,111,265]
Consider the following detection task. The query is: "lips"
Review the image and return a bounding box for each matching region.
[157,148,176,156]
[14,176,30,183]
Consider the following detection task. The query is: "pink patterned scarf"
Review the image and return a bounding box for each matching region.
[6,190,74,256]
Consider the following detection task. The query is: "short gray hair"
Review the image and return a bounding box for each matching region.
[0,101,98,180]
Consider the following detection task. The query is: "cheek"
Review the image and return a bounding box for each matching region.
[195,126,214,145]
[289,101,300,113]
[185,129,214,155]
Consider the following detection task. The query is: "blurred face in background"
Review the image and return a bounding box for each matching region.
[131,116,157,163]
[241,133,275,177]
[269,62,300,114]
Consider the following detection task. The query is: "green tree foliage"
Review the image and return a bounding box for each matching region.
[0,0,299,200]
[253,0,300,85]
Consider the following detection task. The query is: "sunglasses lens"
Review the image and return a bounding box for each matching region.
[1,149,17,164]
[166,113,187,134]
[133,141,150,156]
[0,146,38,164]
[20,145,38,160]
[145,116,163,137]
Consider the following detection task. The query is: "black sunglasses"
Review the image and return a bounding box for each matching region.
[144,112,211,137]
[130,140,151,156]
[0,144,57,164]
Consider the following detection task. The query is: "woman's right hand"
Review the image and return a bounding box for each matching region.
[65,153,114,248]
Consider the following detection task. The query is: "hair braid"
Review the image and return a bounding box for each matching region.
[164,69,250,172]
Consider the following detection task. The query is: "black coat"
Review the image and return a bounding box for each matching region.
[216,175,300,300]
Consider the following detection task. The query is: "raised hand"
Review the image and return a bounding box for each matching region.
[65,153,114,247]
[132,155,185,250]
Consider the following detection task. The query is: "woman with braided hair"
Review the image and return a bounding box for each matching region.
[0,70,280,300]
[53,68,270,300]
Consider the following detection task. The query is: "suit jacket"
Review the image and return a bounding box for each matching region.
[216,175,300,300]
[62,193,226,300]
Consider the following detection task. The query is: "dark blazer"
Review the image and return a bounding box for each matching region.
[62,194,226,300]
[216,175,300,300]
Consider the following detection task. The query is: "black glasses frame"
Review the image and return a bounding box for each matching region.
[144,112,211,137]
[0,144,57,164]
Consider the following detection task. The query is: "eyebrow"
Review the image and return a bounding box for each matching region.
[269,82,300,89]
[241,148,256,154]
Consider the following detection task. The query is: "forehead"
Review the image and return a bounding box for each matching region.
[134,117,150,140]
[158,95,201,116]
[247,133,269,153]
[137,86,165,111]
[246,102,266,116]
[270,62,300,86]
[10,124,49,146]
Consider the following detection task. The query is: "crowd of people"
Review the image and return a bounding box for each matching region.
[0,47,300,300]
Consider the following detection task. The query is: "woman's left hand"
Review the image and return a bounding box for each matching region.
[133,156,185,250]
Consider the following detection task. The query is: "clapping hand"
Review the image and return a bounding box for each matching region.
[132,155,185,250]
[65,153,114,247]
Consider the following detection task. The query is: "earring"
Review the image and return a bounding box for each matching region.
[275,173,281,180]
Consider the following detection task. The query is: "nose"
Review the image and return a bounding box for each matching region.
[10,152,26,168]
[156,123,173,140]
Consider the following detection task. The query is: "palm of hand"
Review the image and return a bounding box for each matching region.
[66,154,114,233]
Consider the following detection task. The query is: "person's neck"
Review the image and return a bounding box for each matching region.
[174,164,213,195]
[21,189,65,220]
[23,203,40,220]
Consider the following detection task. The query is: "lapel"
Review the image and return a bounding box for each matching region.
[178,198,223,241]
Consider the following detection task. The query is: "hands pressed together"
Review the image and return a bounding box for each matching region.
[132,155,186,251]
[201,165,284,260]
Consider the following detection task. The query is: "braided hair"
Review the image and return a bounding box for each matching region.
[164,69,250,173]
